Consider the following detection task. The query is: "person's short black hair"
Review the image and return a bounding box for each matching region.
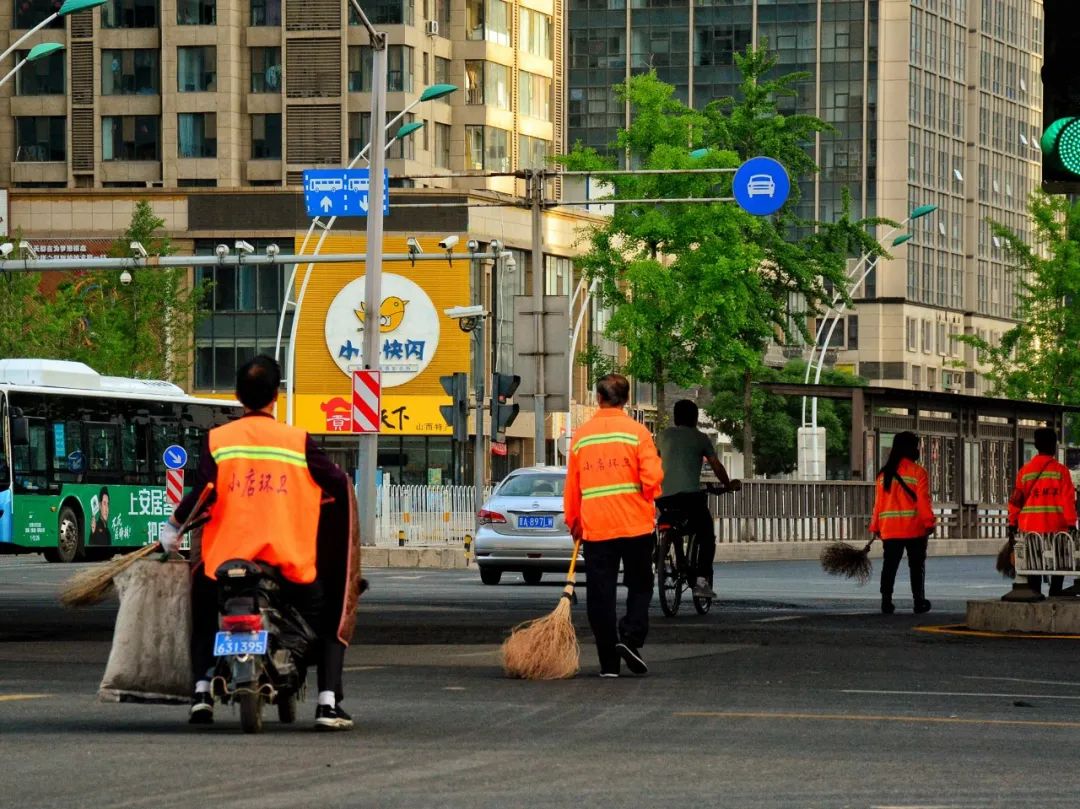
[673,399,698,427]
[596,374,630,407]
[98,487,108,501]
[1034,427,1058,455]
[236,355,281,410]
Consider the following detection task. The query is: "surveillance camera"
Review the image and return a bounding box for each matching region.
[119,270,133,286]
[215,244,229,259]
[505,253,517,271]
[438,235,459,250]
[489,239,502,254]
[265,243,280,258]
[0,243,12,258]
[444,305,487,320]
[466,239,479,252]
[235,239,255,255]
[129,241,148,258]
[406,237,424,254]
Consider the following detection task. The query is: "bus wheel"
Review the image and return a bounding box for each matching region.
[45,506,84,563]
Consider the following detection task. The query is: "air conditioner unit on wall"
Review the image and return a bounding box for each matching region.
[425,19,438,36]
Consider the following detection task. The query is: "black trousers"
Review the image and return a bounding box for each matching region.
[658,492,715,580]
[191,571,346,700]
[879,537,928,601]
[583,534,654,673]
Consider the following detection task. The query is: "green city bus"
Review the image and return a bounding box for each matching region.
[0,359,240,562]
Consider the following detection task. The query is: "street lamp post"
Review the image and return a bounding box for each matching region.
[0,0,105,67]
[798,204,937,480]
[0,42,64,89]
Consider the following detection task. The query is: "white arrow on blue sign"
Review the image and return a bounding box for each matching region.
[732,156,791,216]
[303,168,391,219]
[163,444,188,470]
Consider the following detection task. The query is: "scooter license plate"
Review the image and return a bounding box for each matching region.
[213,631,268,656]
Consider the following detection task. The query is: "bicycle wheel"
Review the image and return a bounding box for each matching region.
[656,531,683,617]
[687,535,712,615]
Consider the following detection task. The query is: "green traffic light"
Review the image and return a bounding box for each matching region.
[1058,120,1080,176]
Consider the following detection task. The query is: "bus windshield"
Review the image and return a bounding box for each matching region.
[0,392,8,490]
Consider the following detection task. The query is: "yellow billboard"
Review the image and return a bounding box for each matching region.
[291,232,470,436]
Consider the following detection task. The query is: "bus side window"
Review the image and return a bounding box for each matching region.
[121,423,149,484]
[51,421,85,482]
[13,420,47,491]
[151,424,179,485]
[87,423,119,474]
[184,427,203,472]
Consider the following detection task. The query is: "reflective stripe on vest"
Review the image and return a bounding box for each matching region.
[212,445,308,468]
[1022,470,1062,482]
[573,432,639,453]
[581,482,643,501]
[1021,505,1065,514]
[879,509,918,519]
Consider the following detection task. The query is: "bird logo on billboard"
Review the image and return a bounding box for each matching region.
[356,296,409,333]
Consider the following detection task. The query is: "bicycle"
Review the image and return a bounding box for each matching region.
[654,481,739,617]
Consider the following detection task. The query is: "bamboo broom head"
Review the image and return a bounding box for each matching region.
[501,584,580,680]
[820,541,873,586]
[995,540,1016,579]
[59,542,161,608]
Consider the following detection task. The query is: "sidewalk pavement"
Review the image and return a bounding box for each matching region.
[364,538,1002,569]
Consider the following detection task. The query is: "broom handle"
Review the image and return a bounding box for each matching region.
[174,482,215,537]
[566,539,582,582]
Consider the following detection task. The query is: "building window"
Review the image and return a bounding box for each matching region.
[177,47,216,92]
[434,56,450,85]
[519,71,551,120]
[847,315,859,350]
[434,122,451,168]
[466,0,510,46]
[251,114,281,159]
[250,47,281,92]
[177,0,215,24]
[465,125,509,171]
[349,45,413,92]
[102,116,160,161]
[519,134,549,169]
[101,50,159,95]
[906,317,917,352]
[15,117,65,162]
[464,60,509,108]
[347,112,370,159]
[178,113,217,158]
[15,49,64,95]
[519,7,552,58]
[250,0,280,25]
[13,0,64,27]
[387,112,415,159]
[348,0,414,25]
[102,0,158,27]
[922,319,932,353]
[545,256,572,296]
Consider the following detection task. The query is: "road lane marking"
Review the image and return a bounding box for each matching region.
[384,575,425,580]
[674,710,1080,729]
[752,615,805,623]
[963,675,1080,688]
[916,624,1080,640]
[342,666,385,672]
[0,694,50,702]
[841,688,1080,702]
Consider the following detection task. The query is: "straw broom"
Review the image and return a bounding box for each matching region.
[59,483,215,608]
[821,538,875,586]
[995,537,1016,579]
[502,539,582,680]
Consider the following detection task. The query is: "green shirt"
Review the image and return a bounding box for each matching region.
[656,425,716,497]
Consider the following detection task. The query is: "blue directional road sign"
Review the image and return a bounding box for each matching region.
[163,444,188,470]
[732,156,790,216]
[303,168,391,218]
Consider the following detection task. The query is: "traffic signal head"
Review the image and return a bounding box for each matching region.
[439,372,469,442]
[1042,1,1080,193]
[490,372,521,443]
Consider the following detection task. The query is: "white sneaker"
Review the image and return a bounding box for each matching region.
[693,577,717,599]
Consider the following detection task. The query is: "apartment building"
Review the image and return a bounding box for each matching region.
[0,0,563,191]
[568,0,1044,395]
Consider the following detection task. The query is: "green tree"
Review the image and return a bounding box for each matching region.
[708,360,866,477]
[961,193,1080,411]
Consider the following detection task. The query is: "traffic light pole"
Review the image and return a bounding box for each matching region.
[530,170,546,466]
[472,322,485,517]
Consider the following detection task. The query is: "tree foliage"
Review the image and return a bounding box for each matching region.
[708,361,866,477]
[0,201,204,383]
[961,193,1080,407]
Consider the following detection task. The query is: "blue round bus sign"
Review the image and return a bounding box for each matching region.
[732,156,790,216]
[163,444,188,470]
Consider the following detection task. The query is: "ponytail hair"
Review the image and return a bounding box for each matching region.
[879,431,919,499]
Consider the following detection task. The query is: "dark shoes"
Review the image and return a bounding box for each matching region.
[914,599,932,614]
[188,692,214,725]
[315,704,354,731]
[881,597,895,615]
[616,642,648,675]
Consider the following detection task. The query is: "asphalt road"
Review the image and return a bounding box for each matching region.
[3,554,1080,808]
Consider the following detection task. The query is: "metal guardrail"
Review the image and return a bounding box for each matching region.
[1015,531,1080,577]
[369,484,492,546]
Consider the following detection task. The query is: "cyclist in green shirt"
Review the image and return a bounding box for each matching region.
[655,399,736,599]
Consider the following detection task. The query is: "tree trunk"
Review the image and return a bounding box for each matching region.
[742,369,754,478]
[654,358,666,432]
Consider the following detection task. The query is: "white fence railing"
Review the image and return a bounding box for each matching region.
[370,484,491,546]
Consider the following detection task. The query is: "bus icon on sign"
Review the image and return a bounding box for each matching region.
[307,176,344,193]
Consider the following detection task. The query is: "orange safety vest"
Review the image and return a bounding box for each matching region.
[563,407,664,541]
[1008,455,1078,534]
[868,457,936,540]
[202,416,323,583]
